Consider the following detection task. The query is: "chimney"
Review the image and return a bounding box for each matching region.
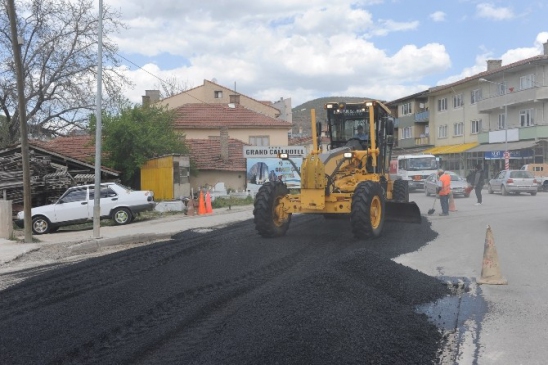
[142,95,150,107]
[544,41,548,56]
[220,127,229,162]
[145,90,160,103]
[487,60,502,71]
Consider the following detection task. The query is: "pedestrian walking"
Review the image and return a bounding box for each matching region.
[436,169,451,216]
[472,164,485,205]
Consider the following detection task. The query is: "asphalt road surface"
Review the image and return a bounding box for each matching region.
[0,213,455,364]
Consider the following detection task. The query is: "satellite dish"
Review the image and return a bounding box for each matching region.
[211,78,218,83]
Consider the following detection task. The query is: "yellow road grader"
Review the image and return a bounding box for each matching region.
[253,100,422,239]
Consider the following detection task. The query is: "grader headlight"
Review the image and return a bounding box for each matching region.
[343,152,353,159]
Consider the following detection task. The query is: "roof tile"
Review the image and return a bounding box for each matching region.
[173,103,291,129]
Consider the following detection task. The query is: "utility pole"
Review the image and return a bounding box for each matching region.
[93,0,103,238]
[7,0,33,243]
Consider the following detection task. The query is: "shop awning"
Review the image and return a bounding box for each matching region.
[423,142,478,155]
[466,140,537,153]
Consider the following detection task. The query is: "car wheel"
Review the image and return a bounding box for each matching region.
[32,216,51,235]
[112,207,132,225]
[531,191,537,196]
[501,185,508,196]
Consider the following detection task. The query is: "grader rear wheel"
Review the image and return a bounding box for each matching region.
[253,181,292,238]
[393,179,409,202]
[350,181,385,239]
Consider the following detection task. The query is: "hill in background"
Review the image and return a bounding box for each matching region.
[291,96,370,137]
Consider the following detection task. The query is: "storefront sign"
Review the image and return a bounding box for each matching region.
[484,149,533,160]
[243,146,306,158]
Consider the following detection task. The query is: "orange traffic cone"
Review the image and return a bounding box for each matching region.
[197,191,206,215]
[449,192,457,212]
[186,197,195,216]
[205,191,213,214]
[477,225,507,285]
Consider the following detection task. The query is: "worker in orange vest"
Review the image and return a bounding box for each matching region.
[437,169,451,216]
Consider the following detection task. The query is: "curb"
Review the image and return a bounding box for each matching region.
[69,232,175,255]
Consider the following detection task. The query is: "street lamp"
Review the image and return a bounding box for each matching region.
[479,78,510,170]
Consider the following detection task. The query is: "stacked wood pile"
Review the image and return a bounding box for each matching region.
[0,152,94,206]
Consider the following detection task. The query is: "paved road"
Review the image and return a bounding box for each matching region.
[1,189,547,364]
[400,188,548,365]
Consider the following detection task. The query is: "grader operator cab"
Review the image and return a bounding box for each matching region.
[253,100,422,239]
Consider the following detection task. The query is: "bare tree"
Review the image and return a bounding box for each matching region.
[0,0,130,148]
[154,75,192,99]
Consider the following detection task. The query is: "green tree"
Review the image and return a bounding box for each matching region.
[94,105,189,186]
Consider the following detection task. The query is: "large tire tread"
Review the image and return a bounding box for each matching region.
[393,179,409,202]
[253,182,291,238]
[350,181,385,239]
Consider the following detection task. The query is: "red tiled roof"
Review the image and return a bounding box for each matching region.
[186,138,248,172]
[173,103,292,129]
[30,135,96,164]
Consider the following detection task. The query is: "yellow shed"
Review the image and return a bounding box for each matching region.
[141,154,190,200]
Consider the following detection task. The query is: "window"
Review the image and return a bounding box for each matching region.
[496,82,507,96]
[214,90,223,98]
[453,122,464,136]
[402,127,412,139]
[470,89,482,104]
[519,109,534,127]
[249,136,269,146]
[60,189,87,203]
[453,93,463,108]
[471,120,482,134]
[401,102,412,115]
[438,124,447,138]
[498,113,506,130]
[437,98,447,112]
[89,186,117,200]
[520,74,535,90]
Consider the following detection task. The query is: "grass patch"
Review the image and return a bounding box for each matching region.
[211,196,254,209]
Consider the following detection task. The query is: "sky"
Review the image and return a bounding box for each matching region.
[108,0,548,108]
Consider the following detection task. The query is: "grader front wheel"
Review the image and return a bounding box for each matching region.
[350,181,385,239]
[253,182,292,238]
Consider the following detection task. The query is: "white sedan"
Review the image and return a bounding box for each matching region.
[15,182,155,234]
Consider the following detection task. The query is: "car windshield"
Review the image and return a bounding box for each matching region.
[448,173,462,181]
[407,157,437,171]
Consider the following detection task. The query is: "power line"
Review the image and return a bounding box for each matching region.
[115,52,211,105]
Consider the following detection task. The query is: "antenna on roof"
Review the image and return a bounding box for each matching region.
[211,77,217,83]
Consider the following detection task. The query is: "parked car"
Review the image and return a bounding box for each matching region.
[424,171,470,198]
[15,182,155,234]
[488,170,538,196]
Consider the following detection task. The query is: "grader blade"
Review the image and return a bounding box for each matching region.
[385,201,422,223]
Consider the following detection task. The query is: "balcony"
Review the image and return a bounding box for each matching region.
[478,86,548,113]
[414,136,430,146]
[414,110,429,123]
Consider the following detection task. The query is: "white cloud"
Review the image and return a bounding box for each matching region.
[476,3,514,20]
[429,11,446,22]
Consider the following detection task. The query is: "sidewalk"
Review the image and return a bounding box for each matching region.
[0,206,254,265]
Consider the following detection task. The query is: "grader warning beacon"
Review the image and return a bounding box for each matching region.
[253,100,422,239]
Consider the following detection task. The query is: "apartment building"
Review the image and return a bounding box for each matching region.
[390,41,548,178]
